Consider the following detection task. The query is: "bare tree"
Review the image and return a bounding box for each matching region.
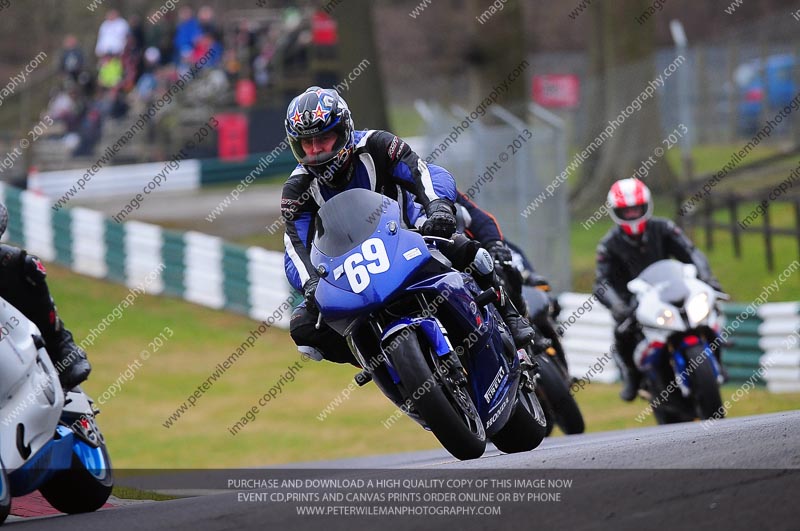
[571,0,675,212]
[465,0,527,117]
[333,0,389,130]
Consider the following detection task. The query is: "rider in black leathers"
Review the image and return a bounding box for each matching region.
[593,178,723,401]
[0,203,91,391]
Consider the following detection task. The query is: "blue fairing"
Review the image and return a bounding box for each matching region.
[385,270,519,434]
[311,188,519,436]
[311,200,432,334]
[8,425,74,496]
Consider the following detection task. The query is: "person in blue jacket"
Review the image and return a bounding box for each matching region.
[281,86,540,365]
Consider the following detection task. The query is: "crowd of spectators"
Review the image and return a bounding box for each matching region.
[44,4,331,159]
[47,6,225,157]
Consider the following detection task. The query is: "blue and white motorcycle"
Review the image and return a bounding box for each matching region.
[310,189,547,460]
[623,259,726,424]
[0,297,113,524]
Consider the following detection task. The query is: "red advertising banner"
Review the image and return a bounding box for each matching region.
[216,113,249,161]
[532,75,580,108]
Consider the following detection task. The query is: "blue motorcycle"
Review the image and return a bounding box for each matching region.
[311,189,547,460]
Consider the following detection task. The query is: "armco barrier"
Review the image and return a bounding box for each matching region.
[0,182,797,391]
[556,292,619,384]
[199,151,296,185]
[759,302,800,393]
[721,303,765,385]
[27,149,296,203]
[29,160,201,200]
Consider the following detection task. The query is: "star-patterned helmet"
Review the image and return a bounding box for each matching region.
[285,86,355,188]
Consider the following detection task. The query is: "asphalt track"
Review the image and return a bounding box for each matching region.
[6,410,799,530]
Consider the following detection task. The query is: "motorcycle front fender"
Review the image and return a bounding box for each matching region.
[380,316,453,384]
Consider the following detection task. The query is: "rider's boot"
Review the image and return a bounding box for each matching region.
[616,345,641,402]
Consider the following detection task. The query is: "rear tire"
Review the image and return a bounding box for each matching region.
[390,332,486,460]
[491,385,547,453]
[536,355,585,434]
[0,465,10,525]
[39,441,113,514]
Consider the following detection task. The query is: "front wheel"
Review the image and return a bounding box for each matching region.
[536,355,585,435]
[491,383,548,453]
[390,332,486,460]
[39,441,113,514]
[686,345,724,420]
[0,464,10,525]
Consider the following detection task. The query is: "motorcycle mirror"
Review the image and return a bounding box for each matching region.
[627,278,649,294]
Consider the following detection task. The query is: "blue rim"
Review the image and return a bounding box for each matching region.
[73,440,109,481]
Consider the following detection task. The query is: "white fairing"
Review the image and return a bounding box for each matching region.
[0,296,64,472]
[627,260,722,371]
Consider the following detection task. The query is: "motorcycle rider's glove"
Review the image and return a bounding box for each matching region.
[485,240,513,265]
[422,199,457,239]
[611,301,637,323]
[303,276,320,312]
[531,332,552,354]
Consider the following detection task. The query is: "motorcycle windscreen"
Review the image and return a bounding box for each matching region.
[313,188,390,257]
[311,189,432,331]
[637,260,690,305]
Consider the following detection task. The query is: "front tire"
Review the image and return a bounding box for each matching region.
[686,345,724,420]
[390,332,486,460]
[491,384,548,453]
[39,441,113,514]
[0,464,10,525]
[536,355,585,435]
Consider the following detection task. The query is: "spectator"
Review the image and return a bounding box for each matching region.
[97,55,123,89]
[95,9,130,57]
[134,47,161,103]
[252,41,275,87]
[192,33,222,68]
[46,83,81,132]
[60,35,85,82]
[174,6,201,64]
[198,6,218,39]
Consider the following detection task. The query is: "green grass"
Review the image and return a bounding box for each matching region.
[41,263,799,469]
[111,486,177,501]
[388,104,426,138]
[663,142,782,178]
[233,228,284,251]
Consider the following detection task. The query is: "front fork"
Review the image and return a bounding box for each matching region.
[671,340,725,398]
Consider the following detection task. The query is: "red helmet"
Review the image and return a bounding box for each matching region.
[607,178,652,236]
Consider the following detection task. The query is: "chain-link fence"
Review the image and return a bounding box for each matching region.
[412,102,571,292]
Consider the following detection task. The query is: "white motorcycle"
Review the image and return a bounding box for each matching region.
[623,259,726,424]
[0,296,112,524]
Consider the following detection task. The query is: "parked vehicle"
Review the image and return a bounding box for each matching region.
[735,53,796,135]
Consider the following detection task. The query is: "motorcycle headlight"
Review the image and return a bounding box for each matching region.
[655,308,676,327]
[686,293,710,324]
